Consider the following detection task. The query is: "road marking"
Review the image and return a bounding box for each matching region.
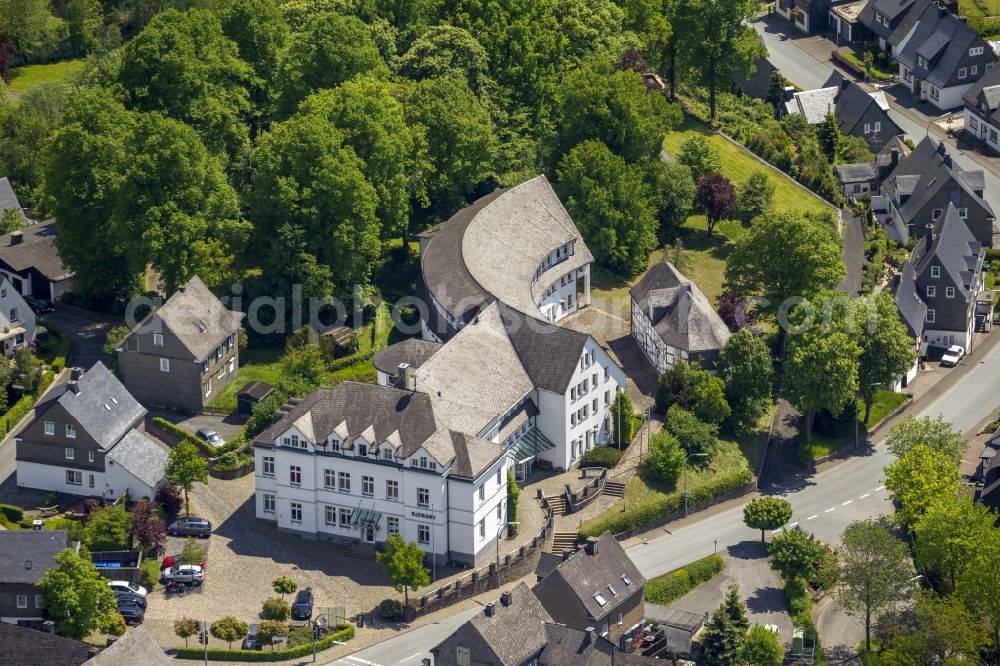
[825,507,836,513]
[876,485,885,491]
[788,521,798,528]
[842,500,853,506]
[807,514,818,520]
[341,657,378,666]
[771,529,782,534]
[400,653,423,663]
[859,493,870,499]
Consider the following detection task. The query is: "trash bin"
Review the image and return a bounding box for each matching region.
[356,613,365,628]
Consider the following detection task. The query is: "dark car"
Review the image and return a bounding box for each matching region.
[195,427,225,448]
[114,591,147,609]
[24,296,54,314]
[117,603,145,626]
[167,517,212,538]
[291,587,313,620]
[242,623,261,650]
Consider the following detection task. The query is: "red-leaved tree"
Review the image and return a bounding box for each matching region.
[130,500,166,554]
[695,173,737,234]
[0,31,15,84]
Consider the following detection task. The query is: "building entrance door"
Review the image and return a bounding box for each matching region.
[363,527,376,543]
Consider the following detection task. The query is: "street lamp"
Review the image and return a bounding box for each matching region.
[683,453,709,518]
[495,521,520,587]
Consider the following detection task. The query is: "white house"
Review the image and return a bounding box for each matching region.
[15,363,168,500]
[0,277,35,357]
[253,382,509,566]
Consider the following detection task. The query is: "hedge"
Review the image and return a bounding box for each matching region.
[784,576,818,639]
[579,447,623,469]
[175,624,354,661]
[579,467,753,538]
[0,503,23,522]
[152,417,218,457]
[645,554,725,605]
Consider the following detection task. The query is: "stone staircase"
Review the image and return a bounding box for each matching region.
[551,531,581,554]
[546,495,568,515]
[603,480,626,498]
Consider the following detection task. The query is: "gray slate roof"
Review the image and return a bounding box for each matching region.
[371,338,442,375]
[629,262,731,354]
[539,624,613,666]
[888,0,933,46]
[858,0,917,39]
[540,532,646,621]
[835,162,878,183]
[911,202,984,301]
[0,530,69,584]
[135,276,243,362]
[785,86,838,123]
[38,362,146,451]
[420,175,595,328]
[0,176,25,220]
[0,220,72,281]
[895,260,927,338]
[464,583,553,666]
[963,67,1000,125]
[0,623,93,666]
[896,4,994,88]
[87,626,171,666]
[107,429,168,488]
[498,302,590,394]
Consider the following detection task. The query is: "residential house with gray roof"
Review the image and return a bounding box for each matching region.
[859,0,926,52]
[962,66,1000,153]
[873,136,996,247]
[630,261,731,373]
[896,202,985,351]
[775,0,831,33]
[893,260,927,389]
[0,622,95,665]
[0,220,73,303]
[0,530,75,628]
[15,362,168,500]
[895,2,997,110]
[785,76,903,151]
[86,626,171,666]
[117,275,244,412]
[835,136,911,197]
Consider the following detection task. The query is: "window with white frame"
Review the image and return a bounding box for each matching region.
[262,456,274,476]
[959,67,968,79]
[991,128,998,143]
[358,443,368,457]
[478,518,485,540]
[931,86,940,101]
[362,476,374,496]
[387,516,399,535]
[325,505,336,525]
[874,122,881,132]
[35,595,42,609]
[16,594,27,608]
[204,378,211,396]
[338,471,350,492]
[959,208,968,218]
[946,287,955,298]
[44,421,54,435]
[290,502,302,522]
[932,208,943,220]
[263,494,275,513]
[927,309,936,323]
[153,333,163,346]
[931,266,941,278]
[386,479,399,499]
[65,424,75,438]
[330,439,340,452]
[289,466,301,485]
[381,447,393,460]
[66,470,82,485]
[927,286,936,298]
[88,451,94,463]
[418,487,430,507]
[478,485,485,502]
[324,469,335,488]
[864,123,871,134]
[339,508,351,528]
[228,357,235,374]
[64,447,74,460]
[973,65,979,76]
[418,524,431,544]
[217,365,224,379]
[160,358,170,372]
[972,46,985,56]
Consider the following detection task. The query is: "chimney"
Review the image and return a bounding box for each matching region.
[938,1,947,17]
[41,620,55,634]
[959,14,967,23]
[178,283,186,292]
[396,362,410,389]
[782,86,795,103]
[562,549,573,561]
[484,602,495,617]
[8,230,22,246]
[890,147,899,168]
[841,77,850,90]
[70,368,82,381]
[584,537,599,556]
[24,560,31,570]
[500,591,513,607]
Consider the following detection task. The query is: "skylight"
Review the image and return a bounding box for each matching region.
[622,575,632,586]
[593,592,608,607]
[103,404,111,411]
[111,398,118,405]
[608,585,618,597]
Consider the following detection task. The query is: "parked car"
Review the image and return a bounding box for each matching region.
[114,591,147,609]
[24,296,54,314]
[161,554,206,571]
[167,517,212,538]
[242,623,261,650]
[195,427,225,447]
[941,345,965,367]
[162,564,205,586]
[117,604,145,626]
[107,580,148,597]
[291,587,314,620]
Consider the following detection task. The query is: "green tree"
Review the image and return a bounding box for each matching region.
[885,415,965,462]
[210,616,249,649]
[85,504,132,552]
[643,158,696,243]
[506,468,520,534]
[255,619,287,650]
[700,582,749,665]
[664,405,717,457]
[621,0,674,69]
[403,75,497,223]
[249,111,380,301]
[642,430,686,485]
[742,497,792,543]
[854,294,916,423]
[839,135,874,163]
[817,111,842,162]
[768,528,828,581]
[552,58,680,163]
[837,519,912,652]
[783,328,859,442]
[219,0,290,124]
[717,329,773,430]
[0,0,65,61]
[179,537,207,565]
[165,440,208,517]
[277,344,327,397]
[63,0,100,54]
[695,172,737,234]
[884,444,961,530]
[766,70,788,119]
[271,576,297,599]
[725,211,843,323]
[398,24,491,97]
[862,51,875,80]
[261,596,290,621]
[958,526,1000,653]
[915,493,996,588]
[12,346,42,394]
[556,140,658,276]
[174,617,198,647]
[655,359,731,425]
[610,389,638,448]
[880,591,990,666]
[36,548,119,639]
[117,9,253,159]
[676,134,722,180]
[301,79,419,242]
[740,624,784,666]
[278,12,389,116]
[736,171,774,226]
[376,533,430,606]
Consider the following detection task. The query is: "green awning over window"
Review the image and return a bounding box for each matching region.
[508,427,555,464]
[350,508,382,528]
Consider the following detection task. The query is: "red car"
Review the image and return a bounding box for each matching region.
[161,555,206,571]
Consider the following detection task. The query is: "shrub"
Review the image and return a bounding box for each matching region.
[152,417,216,456]
[140,557,160,591]
[664,405,717,457]
[645,554,725,605]
[174,624,355,661]
[213,450,253,473]
[579,447,623,469]
[0,503,23,523]
[642,431,685,485]
[18,517,33,528]
[155,484,184,517]
[261,597,290,621]
[506,468,520,535]
[378,598,404,621]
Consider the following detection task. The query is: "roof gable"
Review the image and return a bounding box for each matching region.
[135,276,243,361]
[44,362,146,450]
[497,302,590,394]
[911,203,984,300]
[0,177,25,221]
[542,533,646,620]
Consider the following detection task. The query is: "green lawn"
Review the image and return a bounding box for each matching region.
[7,58,86,94]
[661,118,835,220]
[840,50,896,82]
[800,389,909,461]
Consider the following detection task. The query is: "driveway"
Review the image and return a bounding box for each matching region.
[816,595,864,664]
[148,410,247,442]
[39,305,121,370]
[837,211,864,297]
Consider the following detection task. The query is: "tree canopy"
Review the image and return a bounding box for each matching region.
[717,330,773,431]
[37,548,120,639]
[885,415,965,463]
[783,327,859,442]
[854,294,916,423]
[376,533,430,606]
[885,444,961,530]
[743,497,792,543]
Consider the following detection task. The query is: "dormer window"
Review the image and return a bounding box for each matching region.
[381,448,393,460]
[290,434,299,448]
[329,438,340,451]
[358,444,368,457]
[153,333,163,347]
[594,592,608,607]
